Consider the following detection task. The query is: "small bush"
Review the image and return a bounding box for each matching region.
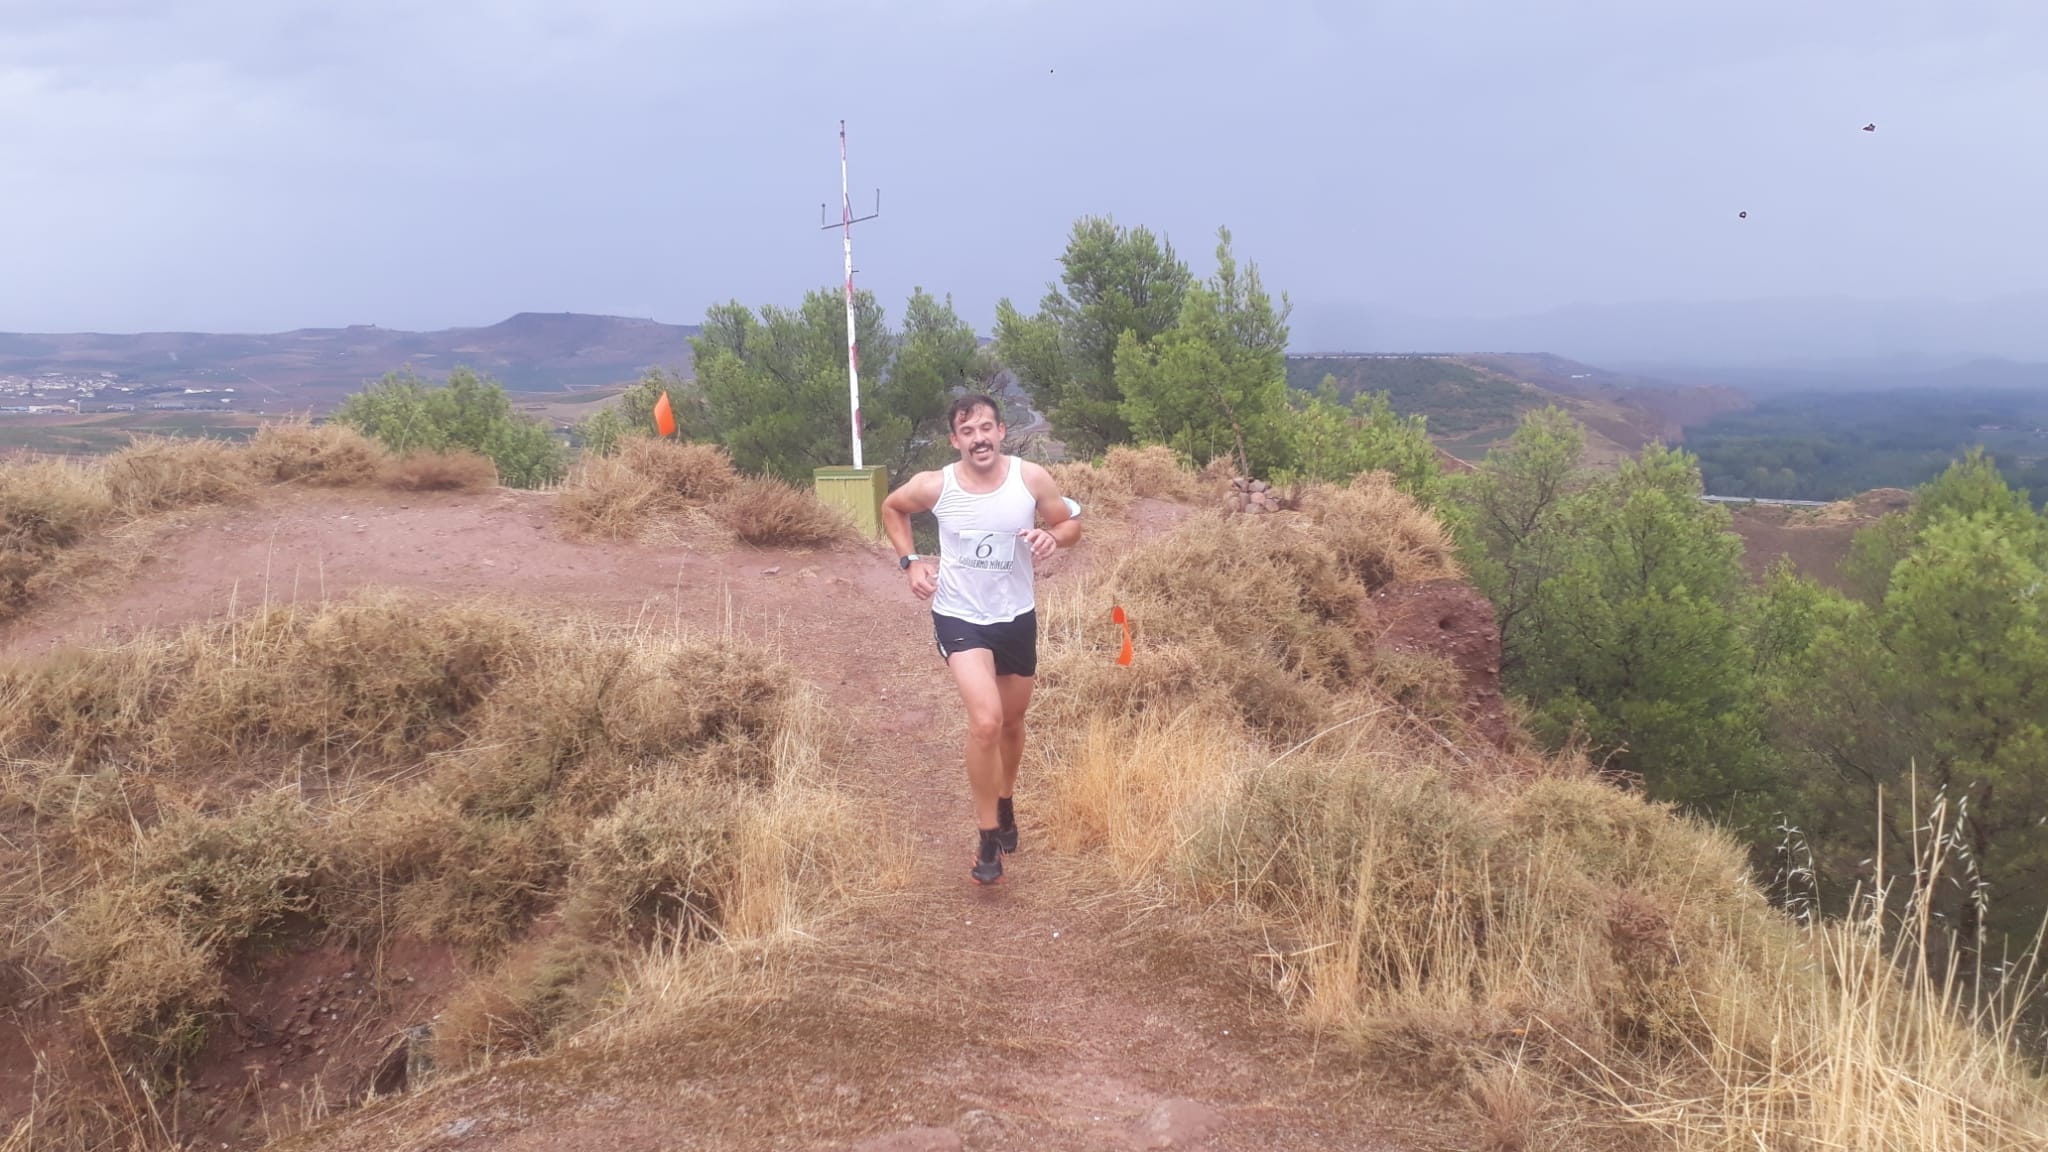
[1299,473,1459,591]
[242,421,387,486]
[133,798,324,951]
[51,797,319,1077]
[710,477,853,547]
[1048,461,1133,517]
[0,457,111,549]
[102,435,250,516]
[1,458,113,619]
[568,778,747,939]
[57,904,219,1078]
[620,438,738,501]
[558,455,662,539]
[1102,444,1203,502]
[0,594,528,770]
[381,449,498,492]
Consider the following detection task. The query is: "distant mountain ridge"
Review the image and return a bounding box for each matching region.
[1286,351,1750,465]
[0,312,701,397]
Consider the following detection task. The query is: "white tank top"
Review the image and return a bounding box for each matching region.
[930,456,1038,625]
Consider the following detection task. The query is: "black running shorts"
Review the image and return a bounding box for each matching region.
[932,609,1038,678]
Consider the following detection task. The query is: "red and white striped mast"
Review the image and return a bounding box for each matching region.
[823,119,880,469]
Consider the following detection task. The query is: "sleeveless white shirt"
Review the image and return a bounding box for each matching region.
[930,456,1039,624]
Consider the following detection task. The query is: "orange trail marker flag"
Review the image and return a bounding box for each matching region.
[653,392,676,437]
[1112,605,1133,666]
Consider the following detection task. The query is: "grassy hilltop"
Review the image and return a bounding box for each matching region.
[2,426,2042,1151]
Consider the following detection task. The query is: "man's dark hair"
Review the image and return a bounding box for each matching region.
[947,393,1003,433]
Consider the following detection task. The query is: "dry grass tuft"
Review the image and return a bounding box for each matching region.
[710,477,854,547]
[0,457,112,619]
[0,593,884,1119]
[1048,460,1133,517]
[1299,472,1460,590]
[241,421,388,486]
[568,778,752,940]
[1047,445,1217,519]
[0,457,110,549]
[1101,444,1204,502]
[620,438,738,501]
[52,796,322,1077]
[101,434,251,516]
[556,440,741,541]
[0,591,529,768]
[382,449,498,492]
[558,454,663,539]
[1036,513,1385,739]
[431,936,613,1067]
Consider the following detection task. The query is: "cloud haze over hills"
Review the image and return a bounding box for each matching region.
[1,2,2043,369]
[1290,292,2048,367]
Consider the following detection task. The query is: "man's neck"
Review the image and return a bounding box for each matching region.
[954,453,1008,494]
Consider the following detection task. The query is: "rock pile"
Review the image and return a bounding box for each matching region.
[1224,477,1286,515]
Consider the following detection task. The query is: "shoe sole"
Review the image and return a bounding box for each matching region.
[970,856,1003,884]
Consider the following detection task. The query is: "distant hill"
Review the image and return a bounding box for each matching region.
[1286,352,1749,465]
[0,312,700,403]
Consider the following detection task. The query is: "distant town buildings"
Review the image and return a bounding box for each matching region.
[0,370,243,416]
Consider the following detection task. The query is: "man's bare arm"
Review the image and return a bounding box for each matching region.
[881,471,942,561]
[1022,462,1080,553]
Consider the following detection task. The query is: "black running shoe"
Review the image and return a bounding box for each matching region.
[971,828,1004,885]
[996,797,1018,854]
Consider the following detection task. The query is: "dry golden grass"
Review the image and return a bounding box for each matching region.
[1300,471,1461,589]
[0,457,112,620]
[620,438,739,501]
[1032,506,2048,1152]
[1101,443,1206,502]
[101,434,251,516]
[557,440,748,541]
[1048,444,1223,520]
[1037,510,1405,741]
[382,449,498,492]
[0,593,882,1146]
[242,421,388,486]
[431,936,613,1067]
[1048,460,1134,517]
[558,454,664,539]
[710,476,854,547]
[1046,704,2048,1149]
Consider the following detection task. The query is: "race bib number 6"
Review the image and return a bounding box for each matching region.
[960,529,1017,571]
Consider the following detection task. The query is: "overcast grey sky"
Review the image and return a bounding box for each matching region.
[3,0,2044,347]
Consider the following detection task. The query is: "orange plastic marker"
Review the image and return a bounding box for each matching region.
[1112,605,1133,666]
[653,392,676,437]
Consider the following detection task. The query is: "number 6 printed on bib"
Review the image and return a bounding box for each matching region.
[961,529,1017,572]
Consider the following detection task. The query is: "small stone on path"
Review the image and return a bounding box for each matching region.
[1133,1098,1222,1149]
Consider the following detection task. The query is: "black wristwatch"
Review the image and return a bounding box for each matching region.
[898,553,921,570]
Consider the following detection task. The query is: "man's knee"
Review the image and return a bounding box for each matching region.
[966,712,1004,745]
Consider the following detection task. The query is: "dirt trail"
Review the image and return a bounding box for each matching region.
[3,489,1441,1151]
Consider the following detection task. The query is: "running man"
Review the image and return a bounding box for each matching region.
[881,393,1080,884]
